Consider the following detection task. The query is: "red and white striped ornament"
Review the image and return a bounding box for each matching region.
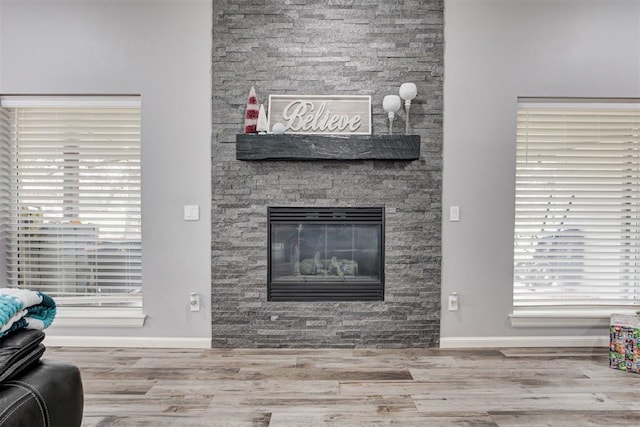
[244,86,259,134]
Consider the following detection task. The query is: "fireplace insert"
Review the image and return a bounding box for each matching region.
[268,207,384,301]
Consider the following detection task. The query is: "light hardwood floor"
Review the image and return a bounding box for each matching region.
[45,345,640,426]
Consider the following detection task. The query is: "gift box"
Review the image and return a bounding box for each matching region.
[610,313,640,373]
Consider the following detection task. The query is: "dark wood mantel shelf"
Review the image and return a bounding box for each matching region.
[235,134,420,161]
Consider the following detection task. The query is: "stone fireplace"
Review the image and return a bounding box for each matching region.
[212,0,443,347]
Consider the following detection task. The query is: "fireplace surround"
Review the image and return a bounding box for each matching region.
[268,207,384,301]
[212,0,443,347]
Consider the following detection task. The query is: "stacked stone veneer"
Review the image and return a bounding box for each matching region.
[212,0,443,347]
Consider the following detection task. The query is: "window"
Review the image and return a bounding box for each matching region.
[0,96,141,308]
[513,98,640,317]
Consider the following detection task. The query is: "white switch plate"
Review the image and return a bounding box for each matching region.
[184,205,200,221]
[448,293,459,311]
[190,292,200,312]
[449,206,460,222]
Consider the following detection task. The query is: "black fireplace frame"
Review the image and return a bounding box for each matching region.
[267,207,385,302]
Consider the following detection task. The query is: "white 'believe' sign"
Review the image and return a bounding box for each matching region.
[267,95,372,135]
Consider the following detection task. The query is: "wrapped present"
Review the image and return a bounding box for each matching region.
[610,313,640,373]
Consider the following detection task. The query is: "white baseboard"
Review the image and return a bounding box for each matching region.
[440,335,609,348]
[43,335,608,349]
[43,335,212,349]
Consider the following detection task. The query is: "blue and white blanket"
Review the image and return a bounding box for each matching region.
[0,288,56,338]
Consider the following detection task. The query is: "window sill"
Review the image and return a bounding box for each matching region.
[509,309,638,328]
[53,307,146,328]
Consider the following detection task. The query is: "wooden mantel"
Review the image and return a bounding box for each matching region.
[235,134,420,161]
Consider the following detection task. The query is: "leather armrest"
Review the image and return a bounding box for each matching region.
[0,329,45,383]
[0,360,83,427]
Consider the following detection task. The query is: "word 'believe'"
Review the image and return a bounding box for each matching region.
[282,101,362,132]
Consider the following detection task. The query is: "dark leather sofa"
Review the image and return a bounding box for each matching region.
[0,330,83,427]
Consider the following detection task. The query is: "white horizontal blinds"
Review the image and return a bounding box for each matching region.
[0,108,10,254]
[514,102,640,311]
[5,100,141,307]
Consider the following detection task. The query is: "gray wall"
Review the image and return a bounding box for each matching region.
[0,1,3,93]
[3,0,634,346]
[0,0,212,340]
[441,0,640,339]
[212,0,443,347]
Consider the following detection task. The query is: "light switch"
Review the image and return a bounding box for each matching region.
[184,205,200,221]
[449,206,460,222]
[448,292,459,311]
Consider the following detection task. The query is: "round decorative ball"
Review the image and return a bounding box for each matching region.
[271,122,286,134]
[382,95,402,113]
[399,83,417,101]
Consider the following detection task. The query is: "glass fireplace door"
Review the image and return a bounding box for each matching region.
[268,207,384,301]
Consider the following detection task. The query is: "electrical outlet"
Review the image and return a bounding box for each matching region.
[190,292,200,312]
[448,292,459,311]
[184,205,200,221]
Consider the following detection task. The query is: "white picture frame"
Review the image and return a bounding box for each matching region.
[267,94,372,135]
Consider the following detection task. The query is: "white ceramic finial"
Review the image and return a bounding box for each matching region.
[399,83,417,134]
[383,95,402,135]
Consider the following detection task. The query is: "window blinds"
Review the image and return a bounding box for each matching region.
[514,101,640,311]
[0,97,141,307]
[0,109,10,262]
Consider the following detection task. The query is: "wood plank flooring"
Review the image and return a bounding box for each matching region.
[43,346,640,426]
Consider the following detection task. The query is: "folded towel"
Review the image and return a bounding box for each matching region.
[0,289,56,338]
